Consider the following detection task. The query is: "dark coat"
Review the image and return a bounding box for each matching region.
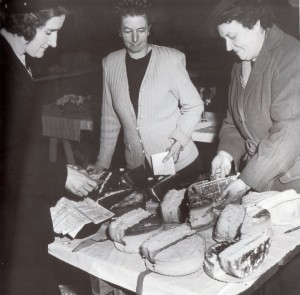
[0,35,67,294]
[218,25,300,192]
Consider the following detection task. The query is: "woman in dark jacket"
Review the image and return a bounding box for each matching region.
[0,1,97,294]
[208,1,300,294]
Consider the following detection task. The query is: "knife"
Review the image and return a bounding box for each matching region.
[72,236,108,252]
[284,225,300,234]
[72,223,109,252]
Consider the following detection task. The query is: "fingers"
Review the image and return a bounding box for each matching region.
[220,165,227,178]
[74,182,96,197]
[211,156,222,177]
[66,166,99,197]
[163,142,181,163]
[162,152,171,163]
[86,178,98,189]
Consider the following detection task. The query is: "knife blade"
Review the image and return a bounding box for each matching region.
[284,225,300,234]
[72,222,109,252]
[72,237,108,252]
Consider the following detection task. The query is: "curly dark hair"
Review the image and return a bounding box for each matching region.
[115,0,154,27]
[1,6,68,42]
[213,0,275,30]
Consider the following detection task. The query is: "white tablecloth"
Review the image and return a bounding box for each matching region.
[49,226,300,295]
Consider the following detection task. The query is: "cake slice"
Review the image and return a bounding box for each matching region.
[146,233,206,276]
[109,208,164,253]
[109,191,145,216]
[160,189,187,223]
[141,224,195,262]
[219,233,271,278]
[109,208,151,244]
[189,199,216,229]
[240,206,273,239]
[203,241,234,278]
[241,191,278,207]
[214,204,245,242]
[187,174,239,207]
[243,190,300,225]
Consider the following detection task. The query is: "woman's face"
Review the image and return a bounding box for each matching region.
[217,20,264,61]
[120,15,150,57]
[24,15,65,58]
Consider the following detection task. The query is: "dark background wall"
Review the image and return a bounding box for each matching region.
[30,0,299,166]
[32,0,299,113]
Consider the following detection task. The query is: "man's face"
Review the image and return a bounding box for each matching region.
[217,20,263,61]
[24,15,65,58]
[120,15,150,56]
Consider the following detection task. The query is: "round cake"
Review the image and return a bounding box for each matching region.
[141,224,195,262]
[144,232,206,276]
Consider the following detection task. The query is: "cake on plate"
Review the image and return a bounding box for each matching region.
[187,174,239,208]
[188,199,216,229]
[109,208,163,253]
[240,206,273,239]
[243,190,300,226]
[214,204,245,242]
[218,232,271,278]
[145,233,205,276]
[141,224,205,276]
[141,224,195,262]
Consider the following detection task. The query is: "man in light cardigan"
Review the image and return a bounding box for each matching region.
[89,0,204,179]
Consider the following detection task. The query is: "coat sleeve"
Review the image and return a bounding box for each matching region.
[240,46,300,191]
[169,52,204,148]
[97,58,121,169]
[17,139,67,207]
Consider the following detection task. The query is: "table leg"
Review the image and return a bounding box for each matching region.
[49,137,58,162]
[62,139,75,165]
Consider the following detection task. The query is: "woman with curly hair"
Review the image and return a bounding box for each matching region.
[88,0,205,187]
[0,1,98,294]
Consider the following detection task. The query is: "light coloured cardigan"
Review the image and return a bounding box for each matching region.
[97,45,203,171]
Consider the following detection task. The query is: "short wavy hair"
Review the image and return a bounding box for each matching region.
[115,0,154,27]
[210,0,275,31]
[1,6,68,42]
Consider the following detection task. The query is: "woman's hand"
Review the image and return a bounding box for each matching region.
[163,140,182,164]
[86,162,105,175]
[216,179,251,209]
[211,151,233,178]
[65,166,98,197]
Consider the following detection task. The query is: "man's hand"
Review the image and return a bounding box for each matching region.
[211,151,233,178]
[163,140,182,164]
[86,162,105,175]
[65,166,98,197]
[216,179,251,209]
